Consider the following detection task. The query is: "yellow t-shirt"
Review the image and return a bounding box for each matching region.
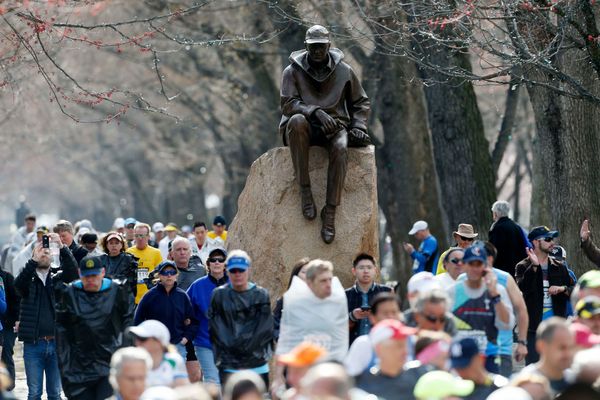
[127,245,163,303]
[207,230,227,243]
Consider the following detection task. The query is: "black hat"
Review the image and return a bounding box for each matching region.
[208,247,227,259]
[528,226,559,241]
[80,232,98,244]
[79,256,104,276]
[213,216,226,226]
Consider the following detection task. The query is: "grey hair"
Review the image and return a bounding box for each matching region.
[491,201,511,217]
[300,363,352,400]
[415,289,449,313]
[170,236,190,250]
[109,347,152,390]
[305,259,334,282]
[571,348,600,384]
[536,317,570,343]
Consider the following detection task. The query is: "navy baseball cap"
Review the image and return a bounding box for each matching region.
[450,338,480,369]
[213,215,227,226]
[550,245,566,261]
[462,243,487,264]
[155,260,178,273]
[528,226,559,241]
[79,256,104,277]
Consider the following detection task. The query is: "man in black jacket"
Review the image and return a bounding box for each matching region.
[14,234,78,400]
[489,201,528,277]
[515,226,574,365]
[0,268,20,390]
[345,253,391,345]
[209,250,273,387]
[55,255,133,400]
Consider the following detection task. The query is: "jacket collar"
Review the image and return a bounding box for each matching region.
[353,282,375,294]
[208,274,228,286]
[289,48,344,82]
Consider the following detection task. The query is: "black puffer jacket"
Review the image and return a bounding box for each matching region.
[209,284,273,370]
[55,278,133,396]
[14,247,78,343]
[99,252,137,298]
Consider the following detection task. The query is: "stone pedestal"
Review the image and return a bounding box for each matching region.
[227,146,378,300]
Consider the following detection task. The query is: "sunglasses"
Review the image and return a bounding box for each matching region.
[459,236,474,242]
[159,269,177,276]
[228,268,246,274]
[423,314,446,324]
[449,258,463,264]
[541,237,555,243]
[209,257,226,263]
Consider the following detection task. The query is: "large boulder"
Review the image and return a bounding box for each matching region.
[228,146,379,300]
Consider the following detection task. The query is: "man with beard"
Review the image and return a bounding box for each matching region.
[516,226,574,364]
[14,233,78,400]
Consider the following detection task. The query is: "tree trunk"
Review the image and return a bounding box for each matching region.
[418,50,496,241]
[366,52,447,290]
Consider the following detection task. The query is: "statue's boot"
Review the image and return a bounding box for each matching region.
[301,186,317,220]
[320,205,336,244]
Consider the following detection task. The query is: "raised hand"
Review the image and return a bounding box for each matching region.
[526,247,539,266]
[581,219,591,241]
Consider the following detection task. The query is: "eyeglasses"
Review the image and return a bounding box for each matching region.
[423,314,446,324]
[228,268,246,274]
[134,234,148,238]
[209,257,226,263]
[459,236,474,242]
[449,258,463,264]
[159,269,177,276]
[542,237,555,243]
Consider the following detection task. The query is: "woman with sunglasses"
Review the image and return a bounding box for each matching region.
[434,247,465,288]
[134,261,198,363]
[435,223,478,276]
[186,247,229,385]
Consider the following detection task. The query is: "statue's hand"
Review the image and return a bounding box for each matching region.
[349,128,372,146]
[314,109,338,135]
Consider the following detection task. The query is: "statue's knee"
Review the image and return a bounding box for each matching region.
[331,132,348,153]
[288,114,309,132]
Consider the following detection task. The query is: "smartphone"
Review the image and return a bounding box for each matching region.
[42,235,50,249]
[360,306,371,312]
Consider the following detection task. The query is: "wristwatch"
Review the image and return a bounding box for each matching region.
[516,339,528,346]
[489,294,501,306]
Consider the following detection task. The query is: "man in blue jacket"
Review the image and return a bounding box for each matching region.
[186,247,228,385]
[403,220,439,274]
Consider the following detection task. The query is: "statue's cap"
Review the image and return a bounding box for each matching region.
[305,25,330,44]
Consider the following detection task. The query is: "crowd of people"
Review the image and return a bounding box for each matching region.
[0,200,598,400]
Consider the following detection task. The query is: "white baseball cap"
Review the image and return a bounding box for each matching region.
[128,320,170,347]
[408,220,428,235]
[407,271,441,294]
[152,222,165,233]
[113,217,125,229]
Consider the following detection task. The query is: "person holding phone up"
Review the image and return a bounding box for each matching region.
[346,253,391,345]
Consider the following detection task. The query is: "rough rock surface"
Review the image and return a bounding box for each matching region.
[228,146,379,300]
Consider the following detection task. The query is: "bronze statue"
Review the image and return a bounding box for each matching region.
[279,25,371,244]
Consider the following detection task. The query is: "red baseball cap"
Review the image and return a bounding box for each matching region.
[370,319,417,347]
